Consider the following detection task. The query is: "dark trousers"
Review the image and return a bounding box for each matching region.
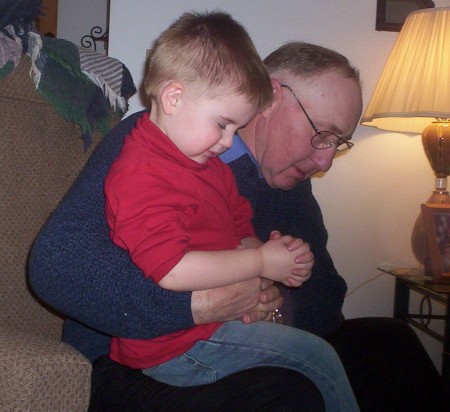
[327,317,447,412]
[89,362,324,411]
[89,317,446,411]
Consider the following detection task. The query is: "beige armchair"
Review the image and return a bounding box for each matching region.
[0,56,103,411]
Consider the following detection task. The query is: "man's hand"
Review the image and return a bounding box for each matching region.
[192,277,282,325]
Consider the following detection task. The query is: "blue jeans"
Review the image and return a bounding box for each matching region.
[143,321,359,412]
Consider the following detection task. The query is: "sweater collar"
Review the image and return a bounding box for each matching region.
[220,134,263,178]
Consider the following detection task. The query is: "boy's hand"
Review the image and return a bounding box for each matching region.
[269,230,307,252]
[266,230,314,287]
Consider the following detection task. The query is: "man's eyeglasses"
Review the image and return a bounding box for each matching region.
[281,84,354,153]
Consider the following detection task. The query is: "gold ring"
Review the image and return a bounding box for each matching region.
[270,309,283,324]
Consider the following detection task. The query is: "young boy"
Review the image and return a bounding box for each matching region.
[105,11,359,411]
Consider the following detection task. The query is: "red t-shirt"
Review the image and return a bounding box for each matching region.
[105,114,255,368]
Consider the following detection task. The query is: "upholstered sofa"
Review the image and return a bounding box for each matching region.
[0,55,107,411]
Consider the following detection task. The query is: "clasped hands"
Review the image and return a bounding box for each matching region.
[262,229,313,288]
[192,230,313,326]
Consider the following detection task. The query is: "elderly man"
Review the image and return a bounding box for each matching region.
[30,42,445,411]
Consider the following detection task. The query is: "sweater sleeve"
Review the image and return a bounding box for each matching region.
[28,111,195,356]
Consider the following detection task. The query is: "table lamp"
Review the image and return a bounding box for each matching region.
[361,7,450,268]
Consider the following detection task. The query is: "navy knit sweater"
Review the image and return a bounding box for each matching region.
[29,111,346,362]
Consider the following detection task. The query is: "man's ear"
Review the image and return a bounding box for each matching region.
[260,78,282,118]
[160,82,184,115]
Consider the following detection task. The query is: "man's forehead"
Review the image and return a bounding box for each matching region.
[303,73,361,135]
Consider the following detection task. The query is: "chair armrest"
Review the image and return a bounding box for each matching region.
[0,327,92,411]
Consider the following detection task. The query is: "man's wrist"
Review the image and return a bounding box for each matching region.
[191,289,210,325]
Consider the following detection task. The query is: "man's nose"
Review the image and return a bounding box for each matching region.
[311,149,334,172]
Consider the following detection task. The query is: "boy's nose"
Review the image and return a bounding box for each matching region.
[221,133,234,149]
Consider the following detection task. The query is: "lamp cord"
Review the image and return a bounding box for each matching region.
[345,272,386,298]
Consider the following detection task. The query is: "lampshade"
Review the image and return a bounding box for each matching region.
[361,7,450,132]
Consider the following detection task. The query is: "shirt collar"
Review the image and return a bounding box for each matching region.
[220,134,263,177]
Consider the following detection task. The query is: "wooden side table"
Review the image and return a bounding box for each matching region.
[378,266,450,383]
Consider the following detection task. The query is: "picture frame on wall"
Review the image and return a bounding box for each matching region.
[421,203,450,283]
[376,0,435,32]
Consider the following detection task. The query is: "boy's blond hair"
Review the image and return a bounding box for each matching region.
[144,11,273,109]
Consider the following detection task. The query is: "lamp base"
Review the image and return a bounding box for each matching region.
[411,190,450,264]
[411,121,450,277]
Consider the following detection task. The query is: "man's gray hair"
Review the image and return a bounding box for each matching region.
[264,42,360,83]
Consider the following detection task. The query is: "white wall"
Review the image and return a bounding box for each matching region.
[57,0,108,54]
[108,0,450,370]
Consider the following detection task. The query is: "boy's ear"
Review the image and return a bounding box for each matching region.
[160,82,184,114]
